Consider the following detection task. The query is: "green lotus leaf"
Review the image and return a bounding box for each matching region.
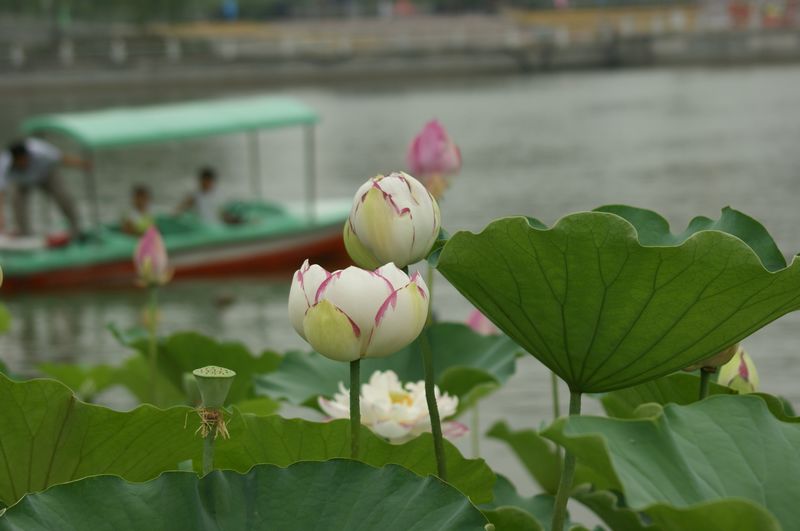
[571,488,655,531]
[595,205,786,271]
[486,422,610,496]
[436,209,800,392]
[600,372,798,422]
[38,356,184,406]
[0,303,11,335]
[0,460,488,531]
[543,395,796,529]
[0,375,492,506]
[214,413,496,504]
[480,474,560,531]
[600,373,734,418]
[111,328,281,404]
[255,322,522,414]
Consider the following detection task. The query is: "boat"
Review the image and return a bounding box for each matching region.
[0,96,351,292]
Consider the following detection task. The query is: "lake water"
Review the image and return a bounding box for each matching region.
[2,65,800,505]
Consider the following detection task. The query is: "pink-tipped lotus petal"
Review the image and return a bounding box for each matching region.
[442,421,469,440]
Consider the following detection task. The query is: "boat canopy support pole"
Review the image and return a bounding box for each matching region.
[303,124,317,223]
[83,149,100,228]
[247,131,264,199]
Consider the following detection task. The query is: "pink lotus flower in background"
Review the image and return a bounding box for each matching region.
[319,369,465,444]
[406,120,461,198]
[466,309,499,336]
[133,226,171,286]
[288,261,429,362]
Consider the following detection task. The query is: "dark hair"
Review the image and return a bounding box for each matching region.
[8,141,28,160]
[198,166,216,181]
[132,184,151,197]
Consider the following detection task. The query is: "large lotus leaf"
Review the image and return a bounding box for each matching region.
[486,422,609,496]
[255,322,521,414]
[0,375,492,506]
[436,210,800,392]
[543,395,797,529]
[0,460,488,531]
[0,374,196,507]
[111,328,281,404]
[214,413,495,504]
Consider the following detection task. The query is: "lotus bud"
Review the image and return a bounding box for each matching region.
[288,260,429,362]
[683,343,739,372]
[345,172,441,269]
[717,346,759,394]
[134,226,172,286]
[192,365,236,408]
[406,120,462,200]
[466,309,499,336]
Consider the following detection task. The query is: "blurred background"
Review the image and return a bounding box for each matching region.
[1,0,800,500]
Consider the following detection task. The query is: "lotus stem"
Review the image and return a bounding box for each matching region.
[147,285,159,404]
[426,262,435,323]
[350,359,361,459]
[471,404,480,458]
[551,371,560,419]
[202,424,216,475]
[699,368,713,400]
[551,389,582,531]
[421,328,448,480]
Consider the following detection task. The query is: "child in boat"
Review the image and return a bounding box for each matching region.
[121,184,155,235]
[177,166,221,223]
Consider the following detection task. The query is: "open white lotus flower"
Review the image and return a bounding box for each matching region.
[319,370,465,444]
[289,260,429,362]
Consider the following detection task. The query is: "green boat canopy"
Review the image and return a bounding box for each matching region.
[22,95,319,150]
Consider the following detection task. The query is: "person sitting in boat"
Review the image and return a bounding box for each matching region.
[176,166,222,223]
[176,166,241,224]
[121,184,155,235]
[0,138,87,237]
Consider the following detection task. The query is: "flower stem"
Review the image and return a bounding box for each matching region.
[699,368,713,400]
[202,424,216,476]
[551,389,582,531]
[421,328,448,480]
[471,404,480,458]
[350,359,361,459]
[425,262,435,322]
[551,371,561,419]
[147,285,159,405]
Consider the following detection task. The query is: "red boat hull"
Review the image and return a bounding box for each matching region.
[3,228,351,293]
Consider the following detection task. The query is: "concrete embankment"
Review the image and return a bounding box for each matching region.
[1,11,799,90]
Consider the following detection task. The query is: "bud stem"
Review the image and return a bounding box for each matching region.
[421,327,448,480]
[350,359,361,459]
[699,368,714,400]
[147,285,159,404]
[551,389,582,531]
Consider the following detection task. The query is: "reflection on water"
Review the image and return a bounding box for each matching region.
[3,65,800,501]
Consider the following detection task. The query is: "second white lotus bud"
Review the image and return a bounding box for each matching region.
[344,171,441,269]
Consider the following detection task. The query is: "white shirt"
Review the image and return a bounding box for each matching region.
[0,138,62,191]
[194,189,221,223]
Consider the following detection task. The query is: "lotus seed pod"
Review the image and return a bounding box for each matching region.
[192,365,236,408]
[182,372,202,406]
